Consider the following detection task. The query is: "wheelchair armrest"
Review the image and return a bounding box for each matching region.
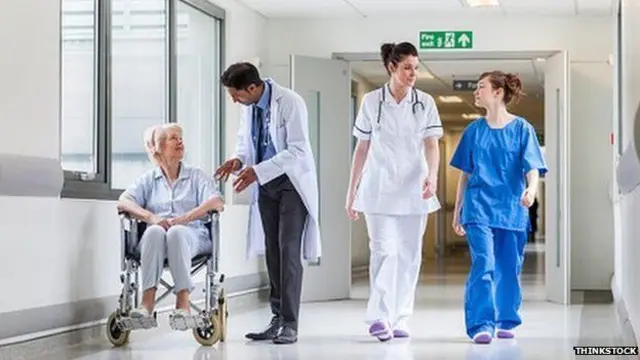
[117,210,144,263]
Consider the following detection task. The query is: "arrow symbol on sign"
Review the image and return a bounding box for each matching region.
[455,83,462,89]
[458,34,471,47]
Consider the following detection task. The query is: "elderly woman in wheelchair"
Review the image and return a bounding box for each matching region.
[110,123,227,346]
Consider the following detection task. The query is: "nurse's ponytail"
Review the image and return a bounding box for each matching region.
[505,73,524,104]
[479,70,525,106]
[380,42,418,75]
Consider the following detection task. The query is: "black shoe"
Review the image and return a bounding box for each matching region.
[245,317,282,341]
[273,325,297,344]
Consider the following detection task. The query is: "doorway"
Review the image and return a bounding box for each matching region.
[333,50,569,305]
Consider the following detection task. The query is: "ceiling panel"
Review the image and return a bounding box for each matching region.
[237,0,357,17]
[576,0,614,14]
[239,0,614,18]
[349,0,465,12]
[499,0,576,14]
[238,0,612,17]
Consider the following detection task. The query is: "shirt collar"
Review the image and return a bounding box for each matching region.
[256,81,271,111]
[384,83,413,104]
[153,161,190,180]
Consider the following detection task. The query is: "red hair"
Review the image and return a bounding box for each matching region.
[479,71,525,105]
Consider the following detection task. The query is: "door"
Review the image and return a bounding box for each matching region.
[544,50,571,304]
[290,55,352,302]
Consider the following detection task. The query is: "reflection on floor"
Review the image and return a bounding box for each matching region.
[5,244,635,360]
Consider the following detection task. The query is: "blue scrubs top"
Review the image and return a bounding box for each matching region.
[449,117,548,232]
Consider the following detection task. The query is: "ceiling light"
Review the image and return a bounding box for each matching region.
[462,113,481,119]
[438,96,463,103]
[465,0,500,7]
[535,57,546,62]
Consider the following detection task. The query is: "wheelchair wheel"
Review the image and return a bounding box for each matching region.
[192,315,221,346]
[218,288,228,342]
[106,312,130,347]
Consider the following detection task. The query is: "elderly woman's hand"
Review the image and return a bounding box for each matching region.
[167,215,191,227]
[147,214,171,230]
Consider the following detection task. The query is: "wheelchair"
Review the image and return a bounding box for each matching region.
[106,210,228,347]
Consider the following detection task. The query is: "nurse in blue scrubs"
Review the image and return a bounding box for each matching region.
[449,71,547,344]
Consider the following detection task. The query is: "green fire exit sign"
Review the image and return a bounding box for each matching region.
[419,31,473,49]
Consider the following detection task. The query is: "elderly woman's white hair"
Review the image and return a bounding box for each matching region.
[143,123,183,165]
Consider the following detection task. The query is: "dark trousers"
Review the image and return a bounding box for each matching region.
[258,174,308,330]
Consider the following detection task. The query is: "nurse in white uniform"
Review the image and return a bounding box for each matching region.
[346,41,444,341]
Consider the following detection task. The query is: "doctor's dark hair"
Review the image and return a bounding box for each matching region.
[380,42,418,75]
[220,62,263,90]
[479,70,525,105]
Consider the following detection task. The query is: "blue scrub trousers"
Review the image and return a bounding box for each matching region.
[464,224,527,339]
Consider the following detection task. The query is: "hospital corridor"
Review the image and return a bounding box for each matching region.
[1,0,640,359]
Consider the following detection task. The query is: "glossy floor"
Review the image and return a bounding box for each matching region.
[10,244,636,359]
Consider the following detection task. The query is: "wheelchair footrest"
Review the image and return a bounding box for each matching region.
[119,315,158,331]
[169,313,208,331]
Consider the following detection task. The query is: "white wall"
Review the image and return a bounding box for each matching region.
[618,0,640,344]
[570,62,615,290]
[0,0,267,339]
[266,14,615,290]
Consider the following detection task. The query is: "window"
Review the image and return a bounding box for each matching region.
[60,0,97,175]
[111,0,167,190]
[60,0,225,199]
[176,1,222,176]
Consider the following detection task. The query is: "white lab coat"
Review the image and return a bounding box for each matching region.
[231,78,321,265]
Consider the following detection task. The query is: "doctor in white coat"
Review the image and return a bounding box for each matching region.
[215,62,320,345]
[346,42,443,341]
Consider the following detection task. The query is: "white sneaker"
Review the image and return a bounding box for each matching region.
[130,306,151,318]
[128,306,157,329]
[169,309,202,331]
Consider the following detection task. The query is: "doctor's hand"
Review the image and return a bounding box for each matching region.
[521,187,536,208]
[214,158,242,182]
[422,175,438,199]
[233,167,258,193]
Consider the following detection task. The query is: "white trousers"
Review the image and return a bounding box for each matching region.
[364,213,427,328]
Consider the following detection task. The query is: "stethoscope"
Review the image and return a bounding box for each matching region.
[252,82,273,147]
[375,83,426,131]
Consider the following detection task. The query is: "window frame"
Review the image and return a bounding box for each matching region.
[60,0,226,200]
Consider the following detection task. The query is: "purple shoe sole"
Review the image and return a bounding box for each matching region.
[369,322,392,341]
[496,330,515,339]
[473,333,492,344]
[393,329,410,338]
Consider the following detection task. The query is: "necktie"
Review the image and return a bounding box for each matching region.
[255,106,263,163]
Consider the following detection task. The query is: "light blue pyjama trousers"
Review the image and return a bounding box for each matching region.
[136,224,212,294]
